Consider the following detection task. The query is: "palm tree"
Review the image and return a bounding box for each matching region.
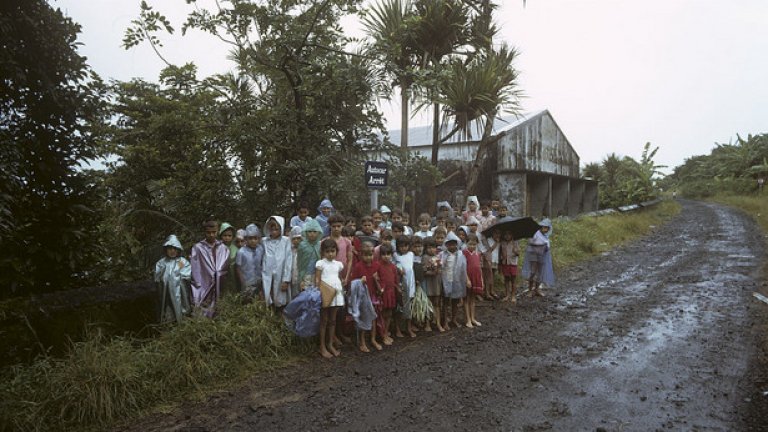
[435,44,521,195]
[363,0,418,149]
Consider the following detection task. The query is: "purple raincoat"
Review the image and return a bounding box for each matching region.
[190,239,230,317]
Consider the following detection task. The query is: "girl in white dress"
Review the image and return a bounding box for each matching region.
[315,238,345,358]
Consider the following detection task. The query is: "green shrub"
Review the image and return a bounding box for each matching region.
[0,297,309,432]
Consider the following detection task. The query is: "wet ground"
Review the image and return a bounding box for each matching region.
[127,200,768,431]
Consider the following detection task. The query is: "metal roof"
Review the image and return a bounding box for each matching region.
[385,110,549,148]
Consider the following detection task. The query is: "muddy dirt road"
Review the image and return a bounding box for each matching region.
[128,200,768,431]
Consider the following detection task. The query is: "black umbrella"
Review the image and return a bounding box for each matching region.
[482,216,541,240]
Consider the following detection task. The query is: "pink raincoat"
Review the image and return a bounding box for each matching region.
[190,239,230,317]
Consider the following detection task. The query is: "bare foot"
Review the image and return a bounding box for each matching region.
[452,320,461,328]
[443,322,450,330]
[501,296,510,302]
[408,331,417,338]
[372,341,383,351]
[424,325,433,332]
[437,326,445,332]
[329,345,340,357]
[320,349,332,359]
[535,290,545,297]
[472,320,482,327]
[395,332,405,338]
[510,297,517,305]
[465,322,474,328]
[332,337,344,347]
[359,344,370,353]
[341,335,353,344]
[383,337,393,346]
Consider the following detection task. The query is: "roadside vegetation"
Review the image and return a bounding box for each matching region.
[0,202,680,432]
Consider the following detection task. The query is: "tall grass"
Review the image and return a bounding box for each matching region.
[549,200,681,269]
[0,298,312,432]
[0,202,682,432]
[708,194,768,232]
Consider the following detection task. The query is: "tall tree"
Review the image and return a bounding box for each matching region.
[125,0,386,212]
[0,0,106,295]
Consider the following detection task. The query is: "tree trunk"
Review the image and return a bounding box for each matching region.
[400,85,409,210]
[466,114,497,196]
[427,102,440,212]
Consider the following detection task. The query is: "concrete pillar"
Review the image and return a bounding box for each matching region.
[551,177,568,217]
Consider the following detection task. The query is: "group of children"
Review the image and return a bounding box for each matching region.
[153,196,555,358]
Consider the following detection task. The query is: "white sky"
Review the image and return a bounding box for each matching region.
[54,0,768,172]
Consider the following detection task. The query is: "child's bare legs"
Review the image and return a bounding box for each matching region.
[357,329,370,353]
[528,262,541,297]
[319,308,332,358]
[407,318,416,338]
[471,293,481,326]
[370,322,382,350]
[451,298,461,327]
[429,296,444,332]
[382,309,394,345]
[327,307,340,356]
[393,311,405,338]
[465,293,474,328]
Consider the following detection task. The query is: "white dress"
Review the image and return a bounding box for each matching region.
[316,259,345,307]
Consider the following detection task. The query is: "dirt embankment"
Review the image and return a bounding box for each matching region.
[126,200,768,432]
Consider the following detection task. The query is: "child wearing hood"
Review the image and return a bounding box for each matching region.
[235,229,246,249]
[298,219,324,289]
[235,224,264,302]
[316,198,334,237]
[441,232,469,329]
[289,226,303,299]
[190,220,230,318]
[522,218,555,297]
[379,205,392,230]
[155,234,191,324]
[462,196,481,224]
[262,216,293,308]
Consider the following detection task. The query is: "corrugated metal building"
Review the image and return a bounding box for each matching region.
[387,110,598,217]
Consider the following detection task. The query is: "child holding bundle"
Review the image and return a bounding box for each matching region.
[422,237,443,332]
[348,241,382,352]
[316,239,345,358]
[394,236,416,338]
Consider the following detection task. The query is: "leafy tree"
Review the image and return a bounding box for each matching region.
[0,0,107,295]
[100,65,240,280]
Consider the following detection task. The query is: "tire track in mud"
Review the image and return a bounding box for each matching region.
[126,200,768,432]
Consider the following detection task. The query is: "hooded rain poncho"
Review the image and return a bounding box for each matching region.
[261,216,293,307]
[297,218,323,287]
[155,235,192,324]
[190,233,230,318]
[315,198,334,237]
[441,232,468,299]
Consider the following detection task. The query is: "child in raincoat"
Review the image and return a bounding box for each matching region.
[522,218,555,297]
[462,195,481,224]
[316,198,334,237]
[190,220,230,318]
[297,219,323,289]
[154,234,191,324]
[235,224,264,302]
[261,216,293,308]
[394,236,416,338]
[441,232,469,329]
[289,226,303,299]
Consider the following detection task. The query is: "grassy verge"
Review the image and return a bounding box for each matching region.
[707,194,768,233]
[548,200,681,270]
[0,298,314,432]
[0,201,682,432]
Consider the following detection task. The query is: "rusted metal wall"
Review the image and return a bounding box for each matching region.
[497,112,580,177]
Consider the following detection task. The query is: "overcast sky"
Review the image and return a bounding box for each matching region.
[55,0,768,172]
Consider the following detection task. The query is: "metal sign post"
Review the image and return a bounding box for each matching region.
[365,161,388,210]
